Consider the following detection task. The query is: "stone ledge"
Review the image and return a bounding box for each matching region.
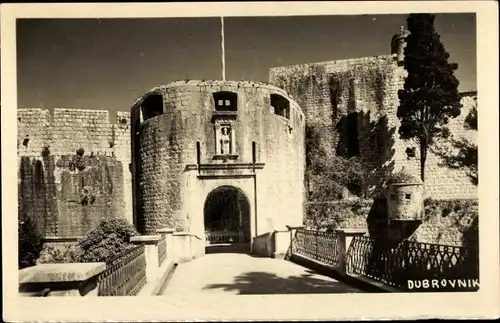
[157,228,175,234]
[335,228,368,235]
[19,263,106,284]
[286,225,305,230]
[172,232,190,237]
[130,235,161,244]
[212,154,239,161]
[42,236,83,243]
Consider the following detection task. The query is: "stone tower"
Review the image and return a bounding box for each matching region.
[391,26,411,64]
[130,80,305,252]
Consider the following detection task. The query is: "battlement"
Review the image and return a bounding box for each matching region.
[17,108,131,158]
[132,79,299,110]
[18,108,131,126]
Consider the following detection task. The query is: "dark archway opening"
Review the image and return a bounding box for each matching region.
[204,186,251,254]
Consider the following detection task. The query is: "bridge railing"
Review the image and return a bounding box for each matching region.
[293,229,340,267]
[19,229,183,297]
[98,244,147,296]
[289,228,479,292]
[345,236,479,291]
[205,230,241,244]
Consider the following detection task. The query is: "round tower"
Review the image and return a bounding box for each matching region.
[391,26,410,64]
[130,80,305,246]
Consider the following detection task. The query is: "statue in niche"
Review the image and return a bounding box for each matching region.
[220,126,231,155]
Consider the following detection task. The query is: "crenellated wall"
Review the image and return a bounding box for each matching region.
[17,108,132,237]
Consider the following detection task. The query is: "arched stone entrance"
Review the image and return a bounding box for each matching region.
[203,185,251,253]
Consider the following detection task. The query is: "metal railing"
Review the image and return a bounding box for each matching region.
[292,229,340,267]
[205,230,241,244]
[97,244,147,296]
[346,236,479,291]
[158,235,167,266]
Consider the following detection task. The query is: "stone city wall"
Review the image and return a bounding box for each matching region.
[270,54,477,199]
[17,108,132,237]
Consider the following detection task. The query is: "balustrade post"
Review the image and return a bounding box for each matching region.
[286,225,305,255]
[172,232,193,263]
[335,229,368,276]
[130,235,161,284]
[156,227,175,259]
[272,228,291,259]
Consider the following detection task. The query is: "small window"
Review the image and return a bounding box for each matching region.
[390,194,396,201]
[405,193,411,200]
[141,94,164,121]
[271,94,290,119]
[406,147,416,158]
[213,92,237,111]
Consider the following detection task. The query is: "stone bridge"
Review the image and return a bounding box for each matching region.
[19,226,478,304]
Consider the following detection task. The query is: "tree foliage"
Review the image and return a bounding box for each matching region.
[397,14,462,181]
[306,125,368,200]
[18,216,44,269]
[77,217,138,263]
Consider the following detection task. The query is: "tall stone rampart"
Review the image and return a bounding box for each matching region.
[17,108,132,237]
[270,54,477,199]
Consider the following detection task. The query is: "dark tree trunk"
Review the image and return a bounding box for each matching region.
[420,141,427,182]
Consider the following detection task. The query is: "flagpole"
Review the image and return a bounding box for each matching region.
[221,16,226,81]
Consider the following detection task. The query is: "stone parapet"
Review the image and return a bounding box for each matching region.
[19,263,106,296]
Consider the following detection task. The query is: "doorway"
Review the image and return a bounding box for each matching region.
[203,185,251,253]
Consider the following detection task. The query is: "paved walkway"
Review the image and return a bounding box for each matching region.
[162,250,361,296]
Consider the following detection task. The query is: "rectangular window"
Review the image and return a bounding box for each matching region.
[141,94,164,121]
[213,92,238,112]
[270,94,290,120]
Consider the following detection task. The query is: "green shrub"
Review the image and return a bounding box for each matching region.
[18,216,44,269]
[386,169,419,185]
[305,199,371,230]
[37,243,82,264]
[77,217,138,263]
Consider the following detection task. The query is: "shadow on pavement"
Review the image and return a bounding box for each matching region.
[205,243,250,254]
[202,270,362,294]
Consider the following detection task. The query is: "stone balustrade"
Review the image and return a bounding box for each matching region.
[18,228,205,297]
[19,263,106,296]
[273,226,367,276]
[130,235,162,283]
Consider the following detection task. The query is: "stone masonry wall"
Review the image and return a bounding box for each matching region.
[17,108,132,237]
[304,198,478,247]
[270,54,477,200]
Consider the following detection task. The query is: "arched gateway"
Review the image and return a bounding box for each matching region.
[130,80,305,256]
[204,186,251,251]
